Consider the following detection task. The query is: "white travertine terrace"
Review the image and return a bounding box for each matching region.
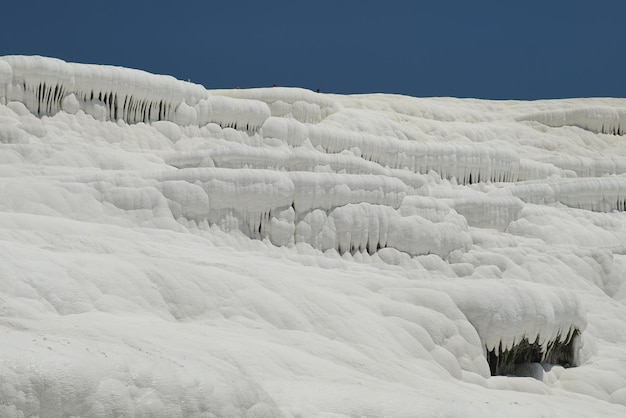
[1,56,626,417]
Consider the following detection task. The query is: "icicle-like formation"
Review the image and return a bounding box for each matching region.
[510,176,626,212]
[486,331,581,376]
[256,118,521,185]
[307,125,521,185]
[0,55,207,123]
[294,202,471,257]
[553,177,626,212]
[162,140,503,197]
[518,106,626,135]
[71,168,469,257]
[446,279,586,375]
[194,96,270,131]
[0,56,271,132]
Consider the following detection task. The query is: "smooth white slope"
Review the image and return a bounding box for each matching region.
[1,56,626,417]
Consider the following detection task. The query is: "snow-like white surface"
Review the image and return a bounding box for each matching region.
[1,56,626,417]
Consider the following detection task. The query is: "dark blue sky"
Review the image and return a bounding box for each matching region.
[2,1,625,99]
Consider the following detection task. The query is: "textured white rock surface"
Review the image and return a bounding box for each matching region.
[1,56,626,417]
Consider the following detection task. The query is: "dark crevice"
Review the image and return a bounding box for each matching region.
[487,330,580,376]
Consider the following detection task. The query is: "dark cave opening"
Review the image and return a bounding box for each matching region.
[487,330,580,376]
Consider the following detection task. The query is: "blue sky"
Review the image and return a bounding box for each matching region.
[2,0,625,99]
